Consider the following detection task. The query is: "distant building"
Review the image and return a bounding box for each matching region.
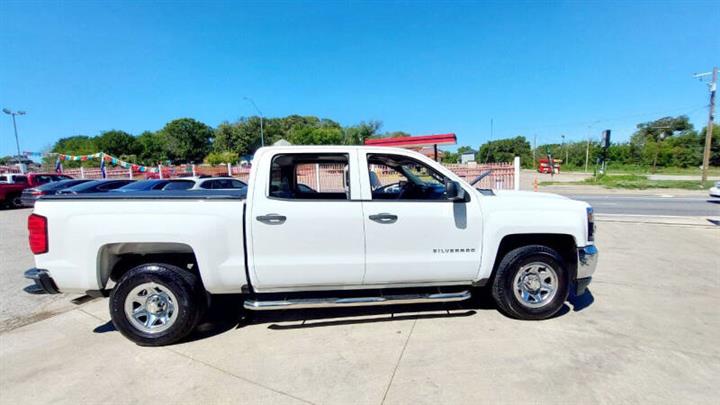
[460,149,477,164]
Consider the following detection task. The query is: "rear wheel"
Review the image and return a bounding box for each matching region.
[491,245,569,320]
[109,263,205,346]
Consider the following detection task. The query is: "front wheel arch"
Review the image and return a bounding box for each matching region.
[488,233,578,284]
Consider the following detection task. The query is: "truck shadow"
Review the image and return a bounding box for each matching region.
[92,288,595,343]
[184,287,594,344]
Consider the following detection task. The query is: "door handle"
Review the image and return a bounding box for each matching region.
[369,213,398,223]
[256,214,287,224]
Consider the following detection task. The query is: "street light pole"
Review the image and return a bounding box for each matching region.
[243,97,265,147]
[2,108,26,158]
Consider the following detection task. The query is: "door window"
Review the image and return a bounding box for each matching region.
[269,154,349,200]
[200,180,215,189]
[367,154,449,201]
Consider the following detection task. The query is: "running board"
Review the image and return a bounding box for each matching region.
[243,290,471,311]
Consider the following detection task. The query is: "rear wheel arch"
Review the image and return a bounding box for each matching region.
[97,242,203,290]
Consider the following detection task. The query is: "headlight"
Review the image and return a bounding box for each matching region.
[587,206,595,241]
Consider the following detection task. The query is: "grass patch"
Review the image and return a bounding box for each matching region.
[540,174,714,189]
[560,165,720,176]
[581,174,713,190]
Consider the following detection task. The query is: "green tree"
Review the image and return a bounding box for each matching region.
[288,126,344,145]
[137,131,168,164]
[95,130,140,157]
[49,135,99,168]
[213,120,260,156]
[344,121,382,145]
[631,116,695,171]
[158,118,213,163]
[478,136,532,165]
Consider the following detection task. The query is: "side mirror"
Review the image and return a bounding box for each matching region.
[445,181,467,202]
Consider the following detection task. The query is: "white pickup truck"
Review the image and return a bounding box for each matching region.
[25,146,597,345]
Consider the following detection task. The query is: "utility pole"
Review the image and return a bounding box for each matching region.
[694,67,717,183]
[584,121,600,173]
[584,137,590,173]
[533,134,537,168]
[561,134,568,164]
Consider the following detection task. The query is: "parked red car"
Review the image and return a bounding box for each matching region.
[0,173,73,208]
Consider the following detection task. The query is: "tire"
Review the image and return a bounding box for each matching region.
[109,263,206,346]
[491,245,569,320]
[8,194,22,209]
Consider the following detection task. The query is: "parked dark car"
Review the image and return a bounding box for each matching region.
[110,179,187,192]
[21,179,94,207]
[56,179,136,195]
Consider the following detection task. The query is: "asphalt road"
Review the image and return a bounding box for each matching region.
[568,194,720,216]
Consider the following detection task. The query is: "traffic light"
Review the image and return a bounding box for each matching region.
[602,130,611,149]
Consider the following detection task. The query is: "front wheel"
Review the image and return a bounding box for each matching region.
[109,263,205,346]
[491,245,569,320]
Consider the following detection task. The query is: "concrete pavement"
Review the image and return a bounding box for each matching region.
[0,208,81,332]
[1,220,718,404]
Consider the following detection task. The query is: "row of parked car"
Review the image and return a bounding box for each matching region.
[0,173,247,208]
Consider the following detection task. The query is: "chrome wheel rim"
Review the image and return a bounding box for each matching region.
[123,282,178,334]
[512,262,558,308]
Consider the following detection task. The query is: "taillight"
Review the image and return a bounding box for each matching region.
[28,214,48,254]
[30,189,43,196]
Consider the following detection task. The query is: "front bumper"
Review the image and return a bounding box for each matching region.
[24,268,60,294]
[576,245,598,295]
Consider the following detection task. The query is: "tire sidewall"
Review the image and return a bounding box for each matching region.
[496,247,569,319]
[109,264,202,346]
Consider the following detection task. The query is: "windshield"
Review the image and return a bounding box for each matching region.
[117,181,164,191]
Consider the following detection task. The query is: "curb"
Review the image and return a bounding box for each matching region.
[595,214,720,227]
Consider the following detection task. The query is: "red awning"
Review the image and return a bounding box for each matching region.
[364,133,457,148]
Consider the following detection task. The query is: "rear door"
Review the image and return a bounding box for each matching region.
[360,152,483,285]
[248,151,366,290]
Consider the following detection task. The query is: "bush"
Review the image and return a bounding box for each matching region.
[204,151,239,165]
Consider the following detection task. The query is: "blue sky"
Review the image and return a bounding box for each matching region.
[1,0,718,157]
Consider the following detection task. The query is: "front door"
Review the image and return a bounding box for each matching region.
[249,152,366,290]
[361,153,483,285]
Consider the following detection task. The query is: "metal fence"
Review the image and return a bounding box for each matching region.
[12,160,519,190]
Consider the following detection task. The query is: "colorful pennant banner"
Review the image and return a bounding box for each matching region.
[55,152,159,173]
